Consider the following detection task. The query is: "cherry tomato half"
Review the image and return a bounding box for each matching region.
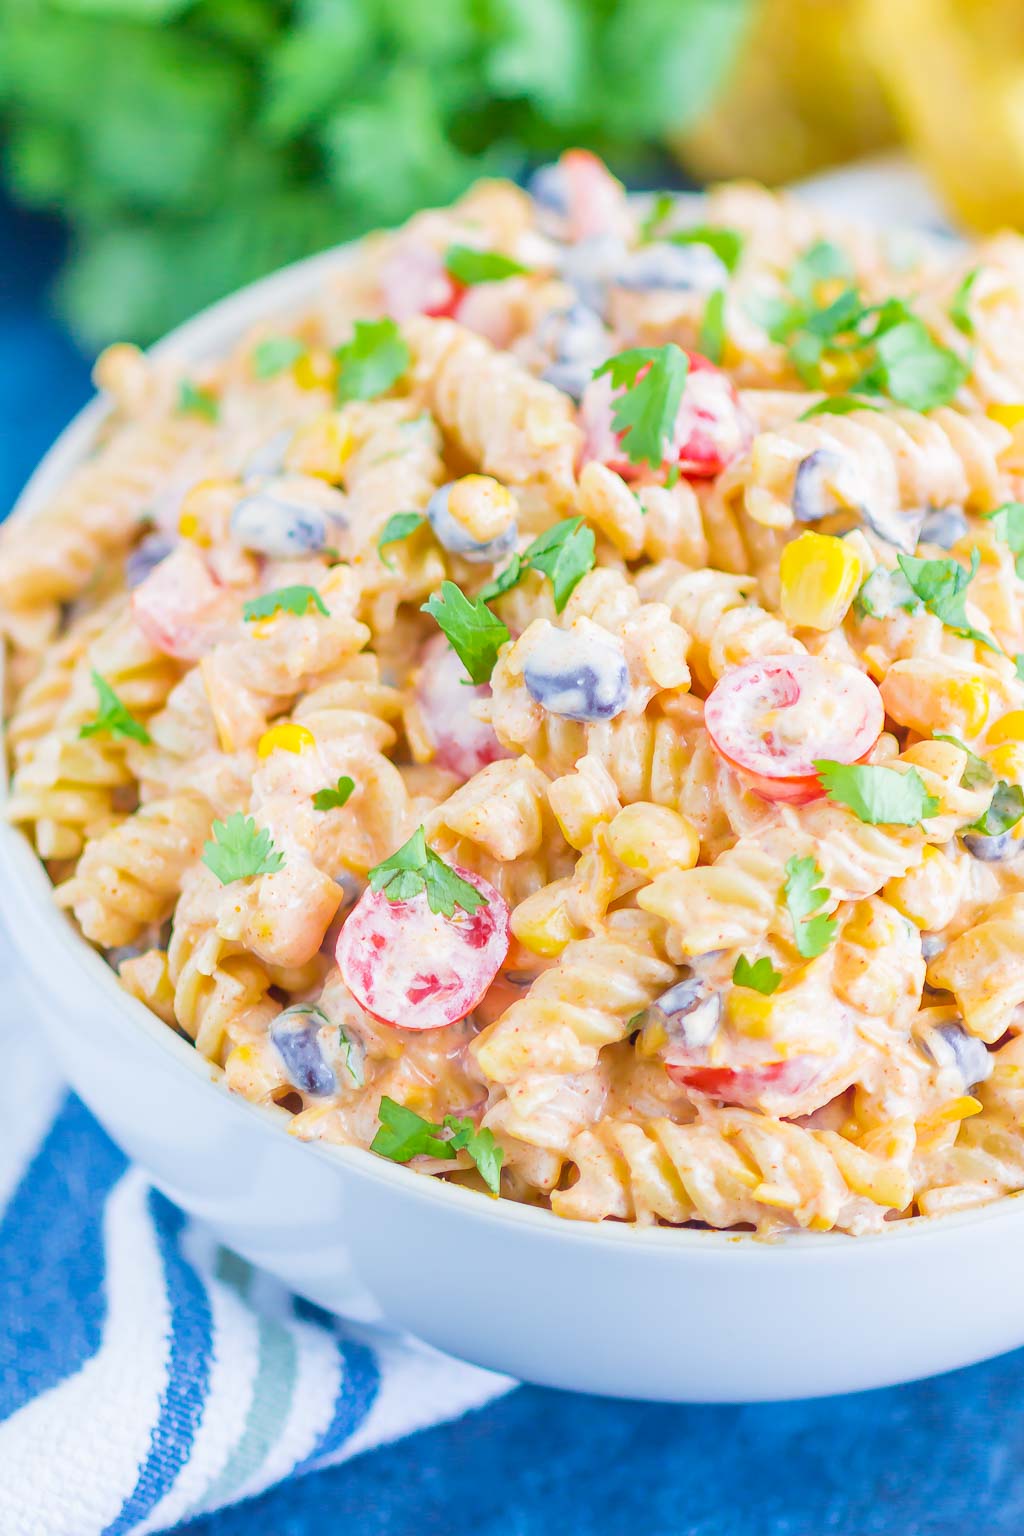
[666,1056,825,1109]
[380,244,465,322]
[578,350,751,482]
[704,655,884,806]
[337,867,510,1030]
[416,633,511,781]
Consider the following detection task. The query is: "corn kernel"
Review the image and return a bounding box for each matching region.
[285,413,353,482]
[177,511,206,544]
[726,987,777,1039]
[447,475,517,543]
[257,722,316,758]
[606,803,700,877]
[779,531,863,630]
[985,741,1024,782]
[987,710,1024,747]
[635,1016,667,1058]
[511,879,584,957]
[293,350,337,392]
[988,404,1024,429]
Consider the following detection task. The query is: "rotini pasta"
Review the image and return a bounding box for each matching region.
[8,150,1024,1235]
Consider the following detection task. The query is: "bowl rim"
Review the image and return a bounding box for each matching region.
[4,202,1019,1259]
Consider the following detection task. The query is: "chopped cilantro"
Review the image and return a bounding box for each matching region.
[422,580,510,684]
[444,245,529,284]
[732,954,782,995]
[368,826,486,918]
[781,856,837,959]
[79,671,151,745]
[202,813,285,885]
[335,318,409,404]
[896,550,998,650]
[252,336,306,378]
[177,380,219,422]
[377,511,426,571]
[800,394,882,420]
[243,585,329,622]
[966,781,1024,838]
[815,761,939,826]
[986,502,1024,579]
[868,318,967,412]
[668,225,745,273]
[312,776,356,812]
[788,240,854,303]
[371,1097,503,1193]
[933,734,995,791]
[593,344,689,468]
[480,517,595,612]
[698,289,726,365]
[950,268,980,337]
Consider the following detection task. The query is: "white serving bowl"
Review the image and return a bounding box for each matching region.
[4,229,1024,1405]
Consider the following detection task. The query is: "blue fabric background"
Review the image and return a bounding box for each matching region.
[2,194,1021,1536]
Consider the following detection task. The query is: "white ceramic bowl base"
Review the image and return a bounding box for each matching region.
[5,185,1024,1403]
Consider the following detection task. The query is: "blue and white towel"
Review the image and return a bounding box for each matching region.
[0,937,512,1536]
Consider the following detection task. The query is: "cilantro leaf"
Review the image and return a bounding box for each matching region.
[986,502,1024,579]
[664,463,681,489]
[668,225,744,273]
[335,318,409,404]
[698,289,726,365]
[896,549,998,650]
[853,565,920,621]
[732,954,782,995]
[803,286,867,339]
[594,344,688,468]
[871,318,967,412]
[371,1097,456,1163]
[370,1098,503,1193]
[444,245,529,284]
[478,553,527,603]
[202,813,285,885]
[781,855,837,959]
[520,517,595,611]
[443,1114,503,1194]
[312,775,355,812]
[377,511,425,571]
[788,240,853,303]
[743,292,803,342]
[252,336,306,378]
[177,380,219,422]
[338,1024,364,1087]
[815,761,940,825]
[639,191,676,244]
[243,585,329,622]
[933,734,995,791]
[966,781,1024,838]
[1016,655,1024,683]
[421,580,509,684]
[800,394,883,420]
[950,268,980,337]
[368,827,486,918]
[79,670,152,745]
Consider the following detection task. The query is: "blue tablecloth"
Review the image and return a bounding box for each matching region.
[2,194,1022,1536]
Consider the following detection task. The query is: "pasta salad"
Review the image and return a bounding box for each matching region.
[7,150,1024,1236]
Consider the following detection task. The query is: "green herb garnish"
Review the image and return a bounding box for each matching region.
[593,344,689,468]
[866,318,967,412]
[178,380,219,422]
[782,856,837,959]
[312,776,356,812]
[371,1097,503,1193]
[732,955,782,995]
[79,671,151,745]
[444,245,529,284]
[202,813,285,885]
[422,581,509,684]
[896,550,997,650]
[966,782,1024,839]
[481,516,595,613]
[950,268,980,337]
[986,502,1024,579]
[933,734,995,791]
[669,225,744,273]
[800,394,882,420]
[253,336,306,378]
[243,585,329,622]
[377,511,426,571]
[815,761,939,826]
[699,289,726,365]
[335,318,409,404]
[368,826,486,918]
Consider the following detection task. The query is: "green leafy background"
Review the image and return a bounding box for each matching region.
[0,0,753,342]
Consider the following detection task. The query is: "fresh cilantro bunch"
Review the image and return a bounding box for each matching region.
[0,1,755,345]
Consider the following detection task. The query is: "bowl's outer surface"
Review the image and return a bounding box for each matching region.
[5,208,1024,1403]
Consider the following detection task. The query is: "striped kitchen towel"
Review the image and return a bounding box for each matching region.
[0,953,512,1536]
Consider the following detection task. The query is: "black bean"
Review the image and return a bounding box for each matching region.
[924,1021,993,1089]
[962,830,1022,863]
[651,977,722,1050]
[270,1008,337,1096]
[918,506,969,550]
[126,533,174,588]
[524,629,629,722]
[615,241,726,293]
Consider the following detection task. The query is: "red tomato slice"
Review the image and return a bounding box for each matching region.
[561,148,629,242]
[578,350,751,482]
[666,1056,824,1109]
[337,868,510,1030]
[131,543,237,661]
[704,656,884,806]
[380,244,465,321]
[416,634,511,781]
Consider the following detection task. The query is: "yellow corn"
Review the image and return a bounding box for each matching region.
[292,349,337,392]
[447,475,517,543]
[882,849,957,930]
[985,741,1024,780]
[987,711,1024,747]
[606,803,700,877]
[988,404,1024,429]
[177,511,206,544]
[510,878,584,957]
[285,413,353,482]
[779,531,863,630]
[257,722,316,758]
[635,1016,668,1058]
[915,1095,983,1150]
[726,987,777,1040]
